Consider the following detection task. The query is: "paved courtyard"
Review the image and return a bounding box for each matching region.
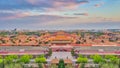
[49,52,74,60]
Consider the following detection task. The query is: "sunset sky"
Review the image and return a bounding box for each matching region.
[0,0,120,30]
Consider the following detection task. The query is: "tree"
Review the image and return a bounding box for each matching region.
[118,59,120,68]
[5,55,14,64]
[8,55,18,66]
[38,54,45,58]
[38,63,43,68]
[101,40,104,43]
[77,55,88,68]
[105,55,114,59]
[110,56,118,64]
[77,57,88,63]
[44,42,49,44]
[105,55,118,64]
[19,55,32,64]
[0,59,3,63]
[0,56,2,59]
[35,57,46,63]
[47,48,52,56]
[76,41,81,44]
[58,59,65,68]
[8,55,18,61]
[0,59,3,68]
[79,54,84,58]
[91,55,104,64]
[71,48,75,56]
[77,55,88,63]
[81,63,85,68]
[91,55,105,68]
[35,55,46,68]
[95,32,104,36]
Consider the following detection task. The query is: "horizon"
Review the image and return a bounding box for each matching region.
[0,0,120,30]
[0,28,120,31]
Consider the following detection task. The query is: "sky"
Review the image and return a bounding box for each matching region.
[0,0,120,30]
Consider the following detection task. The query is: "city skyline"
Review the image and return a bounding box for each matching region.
[0,0,120,30]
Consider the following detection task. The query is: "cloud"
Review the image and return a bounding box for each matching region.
[94,16,115,22]
[94,3,103,7]
[73,13,88,16]
[32,15,109,27]
[0,12,31,20]
[0,11,77,20]
[94,2,104,7]
[26,0,44,5]
[0,13,119,30]
[0,0,89,11]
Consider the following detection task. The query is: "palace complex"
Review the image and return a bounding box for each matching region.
[0,30,120,46]
[41,31,77,45]
[0,30,120,68]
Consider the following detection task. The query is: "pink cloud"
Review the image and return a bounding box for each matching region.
[25,0,89,11]
[0,12,31,20]
[26,0,44,5]
[45,0,89,12]
[94,2,104,7]
[95,4,101,7]
[54,0,88,9]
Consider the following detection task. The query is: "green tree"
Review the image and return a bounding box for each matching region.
[0,56,2,59]
[77,57,88,63]
[110,56,118,64]
[4,55,18,68]
[71,48,75,56]
[91,55,104,64]
[79,54,84,58]
[39,54,45,58]
[0,59,3,68]
[47,48,52,56]
[105,55,114,59]
[8,55,18,66]
[105,55,118,64]
[118,59,120,68]
[58,59,65,68]
[35,55,46,68]
[91,55,105,68]
[38,63,43,68]
[35,57,46,63]
[77,55,88,63]
[76,55,88,68]
[76,41,81,44]
[19,55,32,64]
[81,63,85,68]
[5,55,14,64]
[0,59,3,63]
